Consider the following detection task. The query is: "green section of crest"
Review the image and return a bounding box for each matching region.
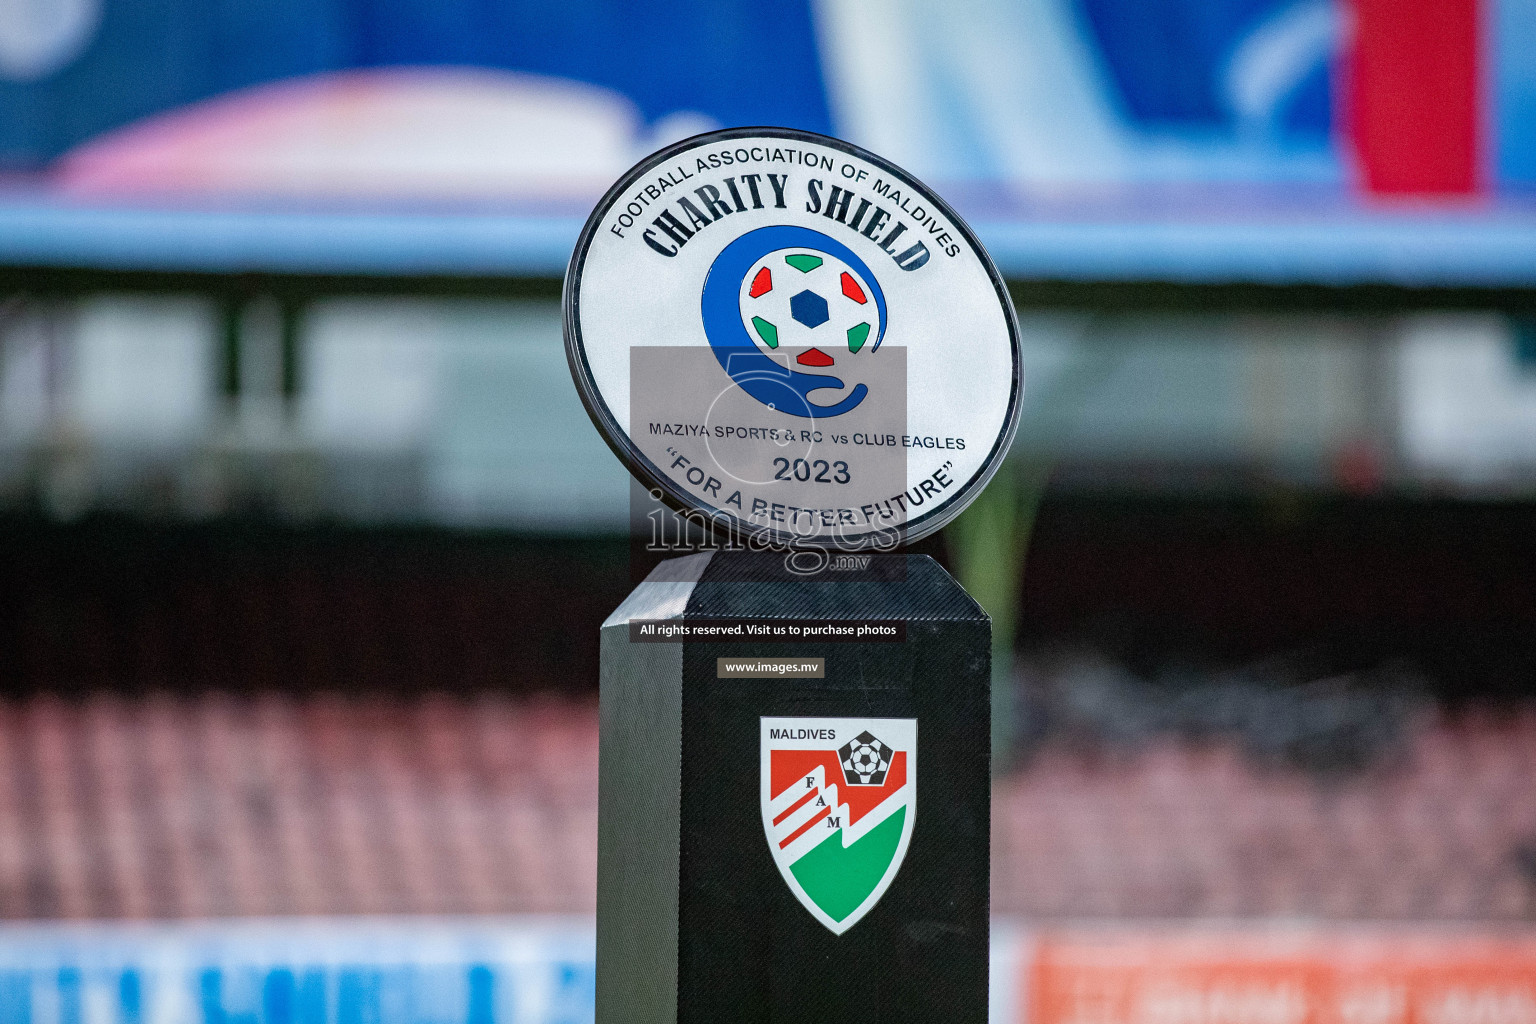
[846,322,870,353]
[790,806,905,923]
[751,316,779,348]
[785,254,823,273]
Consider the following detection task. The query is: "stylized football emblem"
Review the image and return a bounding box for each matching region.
[738,248,883,374]
[839,731,892,785]
[701,225,887,419]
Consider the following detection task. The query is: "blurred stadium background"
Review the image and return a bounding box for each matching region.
[2,0,1536,1021]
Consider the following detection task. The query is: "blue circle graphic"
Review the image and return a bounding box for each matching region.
[701,225,887,419]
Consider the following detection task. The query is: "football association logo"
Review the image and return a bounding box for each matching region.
[703,225,887,418]
[564,127,1023,547]
[761,716,916,934]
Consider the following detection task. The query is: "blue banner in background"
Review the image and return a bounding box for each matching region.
[1070,0,1333,139]
[0,0,833,167]
[1,0,1535,284]
[0,918,595,1024]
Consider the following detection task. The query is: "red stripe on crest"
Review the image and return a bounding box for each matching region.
[771,750,841,799]
[780,806,831,848]
[773,787,819,826]
[769,749,908,828]
[749,267,773,297]
[840,272,867,304]
[842,752,906,826]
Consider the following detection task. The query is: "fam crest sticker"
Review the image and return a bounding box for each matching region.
[565,127,1021,548]
[761,716,916,934]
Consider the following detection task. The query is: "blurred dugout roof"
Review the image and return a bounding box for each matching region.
[0,0,1535,287]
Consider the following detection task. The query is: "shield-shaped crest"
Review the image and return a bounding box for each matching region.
[760,717,917,934]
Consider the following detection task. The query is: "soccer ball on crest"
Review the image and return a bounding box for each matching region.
[839,730,893,785]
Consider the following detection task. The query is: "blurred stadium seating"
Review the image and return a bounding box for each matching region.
[0,688,1529,924]
[995,708,1536,921]
[0,693,597,919]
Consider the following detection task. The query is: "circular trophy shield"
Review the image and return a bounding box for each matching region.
[564,127,1021,548]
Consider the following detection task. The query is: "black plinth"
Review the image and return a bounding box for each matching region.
[597,551,991,1024]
